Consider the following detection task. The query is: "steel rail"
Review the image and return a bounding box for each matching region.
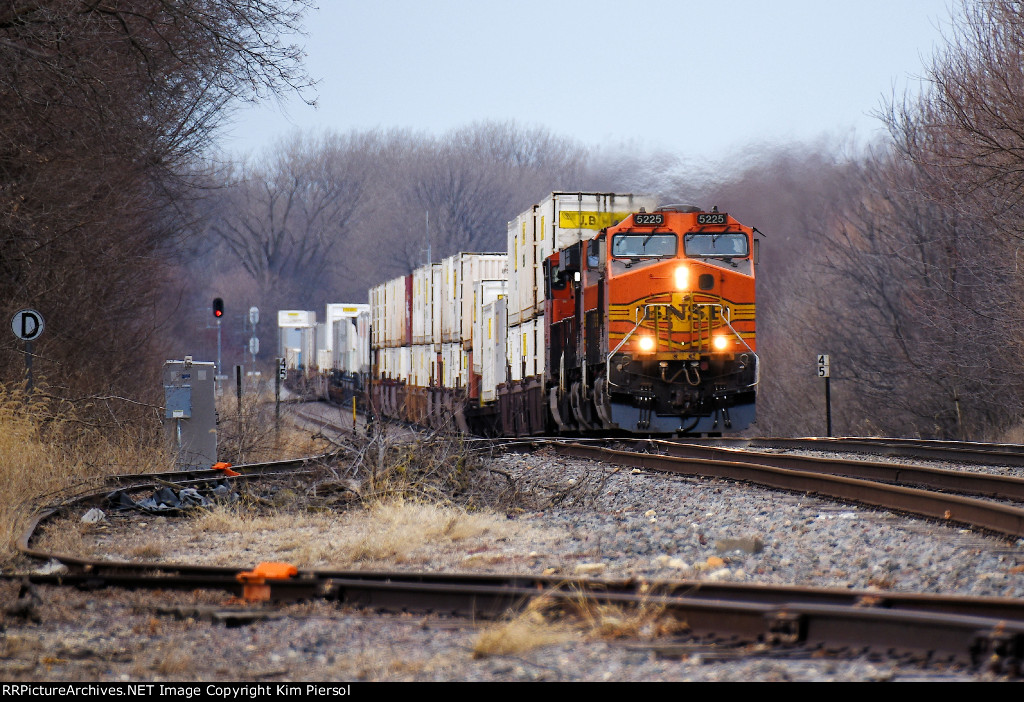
[9,569,1024,669]
[645,439,1024,500]
[14,565,1024,623]
[726,436,1024,468]
[551,443,1024,538]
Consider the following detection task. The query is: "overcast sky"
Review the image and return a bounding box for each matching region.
[220,0,955,164]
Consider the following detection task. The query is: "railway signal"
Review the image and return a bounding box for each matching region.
[212,297,224,387]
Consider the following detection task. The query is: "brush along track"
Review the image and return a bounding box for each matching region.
[9,441,1024,675]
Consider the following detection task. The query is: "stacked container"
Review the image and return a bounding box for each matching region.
[411,266,434,345]
[324,303,370,374]
[479,297,507,403]
[440,253,507,348]
[503,193,657,384]
[506,192,658,326]
[471,280,507,372]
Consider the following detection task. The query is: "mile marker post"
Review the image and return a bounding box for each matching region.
[817,354,832,437]
[275,357,286,437]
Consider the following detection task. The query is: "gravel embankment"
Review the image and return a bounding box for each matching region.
[3,448,1022,682]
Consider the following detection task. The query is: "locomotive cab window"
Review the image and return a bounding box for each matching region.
[611,233,677,258]
[683,232,748,258]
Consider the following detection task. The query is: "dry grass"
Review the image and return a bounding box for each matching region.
[216,389,331,463]
[31,519,95,559]
[473,590,688,659]
[170,498,516,568]
[472,599,576,658]
[0,386,168,565]
[568,596,689,640]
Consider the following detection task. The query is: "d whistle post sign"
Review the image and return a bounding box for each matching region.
[11,309,44,392]
[11,309,44,342]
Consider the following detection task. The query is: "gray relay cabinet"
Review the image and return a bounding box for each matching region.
[163,358,217,470]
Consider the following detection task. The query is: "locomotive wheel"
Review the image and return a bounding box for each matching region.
[593,376,616,429]
[570,381,596,431]
[549,387,577,432]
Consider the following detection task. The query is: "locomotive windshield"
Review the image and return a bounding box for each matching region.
[683,232,748,258]
[611,233,677,258]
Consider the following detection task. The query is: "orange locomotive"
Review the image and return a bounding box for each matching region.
[544,205,758,435]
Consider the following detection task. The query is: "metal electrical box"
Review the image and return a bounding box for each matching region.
[163,358,217,470]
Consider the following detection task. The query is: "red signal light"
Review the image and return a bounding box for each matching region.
[213,298,224,318]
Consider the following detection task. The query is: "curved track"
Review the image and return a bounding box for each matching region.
[10,430,1024,675]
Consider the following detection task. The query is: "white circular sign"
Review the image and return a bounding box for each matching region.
[11,309,44,341]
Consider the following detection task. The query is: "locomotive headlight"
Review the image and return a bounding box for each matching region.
[674,265,690,290]
[712,335,730,351]
[638,336,656,353]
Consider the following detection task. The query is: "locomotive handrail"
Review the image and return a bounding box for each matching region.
[605,306,653,387]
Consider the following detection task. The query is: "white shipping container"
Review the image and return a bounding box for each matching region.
[315,322,328,363]
[381,346,411,382]
[461,255,506,346]
[441,342,463,388]
[369,285,384,350]
[480,298,507,403]
[412,266,432,344]
[399,346,411,383]
[438,253,507,345]
[411,344,432,388]
[506,315,546,381]
[385,275,410,348]
[506,193,658,325]
[383,277,395,348]
[506,211,532,327]
[472,280,506,372]
[441,256,458,344]
[328,306,370,373]
[431,264,443,346]
[278,310,316,328]
[507,322,522,382]
[356,311,370,373]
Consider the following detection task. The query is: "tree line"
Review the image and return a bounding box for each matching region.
[6,0,1024,441]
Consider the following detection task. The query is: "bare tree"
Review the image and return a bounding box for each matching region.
[813,150,1024,438]
[208,132,371,302]
[0,1,312,415]
[886,0,1024,238]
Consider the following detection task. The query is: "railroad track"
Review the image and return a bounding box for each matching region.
[710,435,1024,469]
[10,431,1024,676]
[546,439,1024,538]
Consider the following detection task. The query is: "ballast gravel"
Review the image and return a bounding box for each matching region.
[4,449,1024,682]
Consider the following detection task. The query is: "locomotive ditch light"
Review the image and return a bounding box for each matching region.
[638,336,656,353]
[675,265,690,290]
[712,335,730,351]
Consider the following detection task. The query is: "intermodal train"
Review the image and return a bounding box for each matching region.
[323,192,759,436]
